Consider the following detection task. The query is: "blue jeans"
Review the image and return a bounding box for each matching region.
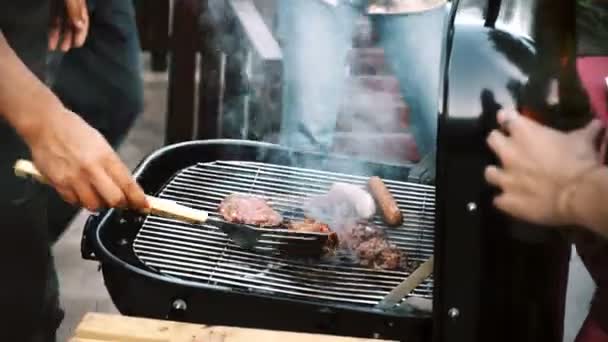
[277,1,447,159]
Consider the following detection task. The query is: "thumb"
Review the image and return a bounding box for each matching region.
[65,0,86,28]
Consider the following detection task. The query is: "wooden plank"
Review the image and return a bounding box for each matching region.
[228,0,283,61]
[72,313,394,342]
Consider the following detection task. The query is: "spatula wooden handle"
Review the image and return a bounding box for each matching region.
[377,256,434,309]
[13,159,208,224]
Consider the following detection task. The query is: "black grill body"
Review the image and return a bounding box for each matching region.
[82,140,432,341]
[82,0,585,341]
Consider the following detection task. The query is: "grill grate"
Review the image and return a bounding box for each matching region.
[133,161,435,307]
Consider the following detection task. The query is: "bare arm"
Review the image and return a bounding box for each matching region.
[0,30,148,211]
[0,32,63,141]
[560,167,608,237]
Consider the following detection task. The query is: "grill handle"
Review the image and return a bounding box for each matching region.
[81,214,100,261]
[13,159,209,224]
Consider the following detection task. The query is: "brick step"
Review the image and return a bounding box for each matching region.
[335,75,408,133]
[348,47,392,75]
[348,75,401,94]
[335,107,409,133]
[336,86,409,133]
[353,17,377,48]
[332,132,420,164]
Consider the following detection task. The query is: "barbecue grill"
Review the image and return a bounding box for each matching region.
[82,0,587,341]
[133,160,435,302]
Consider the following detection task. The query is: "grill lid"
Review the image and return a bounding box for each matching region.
[133,160,435,308]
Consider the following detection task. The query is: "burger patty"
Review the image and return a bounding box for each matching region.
[218,194,283,227]
[340,223,407,270]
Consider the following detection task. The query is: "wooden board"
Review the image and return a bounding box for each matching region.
[71,313,395,342]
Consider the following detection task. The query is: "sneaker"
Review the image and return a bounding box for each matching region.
[408,150,436,185]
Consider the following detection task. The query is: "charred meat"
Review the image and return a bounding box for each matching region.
[287,218,331,233]
[287,218,339,250]
[355,238,403,270]
[340,223,406,270]
[218,194,283,227]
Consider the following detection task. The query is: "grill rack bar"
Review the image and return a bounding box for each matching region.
[133,161,435,307]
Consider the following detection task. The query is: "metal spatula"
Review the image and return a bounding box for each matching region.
[13,159,332,256]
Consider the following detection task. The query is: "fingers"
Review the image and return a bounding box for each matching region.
[49,0,89,51]
[497,109,519,134]
[497,108,541,138]
[104,156,149,210]
[493,193,526,219]
[68,0,89,47]
[72,27,87,49]
[60,29,73,52]
[55,185,78,206]
[90,167,127,208]
[484,165,509,189]
[48,17,62,51]
[74,4,89,47]
[65,0,84,26]
[486,129,518,167]
[70,176,101,211]
[56,161,143,211]
[492,192,551,226]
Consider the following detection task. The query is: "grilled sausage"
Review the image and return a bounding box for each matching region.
[368,176,403,226]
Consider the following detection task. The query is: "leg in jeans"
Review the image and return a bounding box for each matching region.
[48,0,144,242]
[373,5,447,181]
[277,0,359,152]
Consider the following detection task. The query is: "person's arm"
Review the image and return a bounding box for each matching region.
[484,109,605,230]
[0,31,148,211]
[560,167,608,237]
[0,32,63,140]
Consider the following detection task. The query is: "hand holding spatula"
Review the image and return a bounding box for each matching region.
[14,159,331,255]
[14,159,207,223]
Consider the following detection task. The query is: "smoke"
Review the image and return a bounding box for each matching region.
[200,0,282,140]
[203,0,427,180]
[301,182,376,234]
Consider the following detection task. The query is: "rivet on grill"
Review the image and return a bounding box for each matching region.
[373,333,381,339]
[448,307,460,319]
[387,321,394,327]
[466,202,477,212]
[119,218,127,225]
[172,299,188,311]
[118,238,128,246]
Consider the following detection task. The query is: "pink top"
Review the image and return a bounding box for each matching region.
[577,57,608,123]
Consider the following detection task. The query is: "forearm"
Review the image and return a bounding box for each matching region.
[562,167,608,238]
[0,31,63,143]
